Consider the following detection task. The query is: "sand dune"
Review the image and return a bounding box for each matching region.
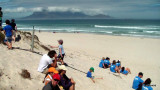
[0,32,160,90]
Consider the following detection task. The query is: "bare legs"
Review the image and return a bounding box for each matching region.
[126,67,131,74]
[5,42,12,49]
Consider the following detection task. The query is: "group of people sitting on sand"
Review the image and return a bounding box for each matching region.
[99,57,131,75]
[37,40,76,90]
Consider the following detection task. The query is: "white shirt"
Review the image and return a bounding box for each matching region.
[37,54,53,72]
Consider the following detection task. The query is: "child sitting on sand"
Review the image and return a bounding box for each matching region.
[132,72,144,90]
[120,67,131,75]
[110,60,120,73]
[50,39,65,61]
[87,67,95,83]
[104,57,111,68]
[142,78,153,90]
[99,57,105,68]
[116,60,121,69]
[43,67,59,85]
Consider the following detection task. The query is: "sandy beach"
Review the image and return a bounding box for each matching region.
[0,32,160,90]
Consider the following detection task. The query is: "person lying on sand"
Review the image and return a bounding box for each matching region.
[43,74,61,90]
[116,60,121,69]
[99,57,105,68]
[142,78,153,90]
[38,50,58,74]
[58,65,76,90]
[43,67,59,85]
[104,57,111,68]
[50,39,65,61]
[110,60,120,73]
[120,67,131,75]
[132,72,144,90]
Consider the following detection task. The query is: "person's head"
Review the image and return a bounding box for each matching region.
[121,67,125,72]
[48,50,57,58]
[144,78,151,85]
[52,74,60,86]
[89,67,94,72]
[106,57,110,60]
[112,60,116,65]
[102,57,105,60]
[58,65,67,75]
[117,60,120,63]
[5,20,10,25]
[138,72,143,78]
[0,7,2,11]
[48,67,59,76]
[11,19,15,23]
[58,39,63,45]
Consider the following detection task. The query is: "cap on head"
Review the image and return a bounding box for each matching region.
[48,67,58,74]
[90,67,94,72]
[58,65,67,71]
[52,74,60,81]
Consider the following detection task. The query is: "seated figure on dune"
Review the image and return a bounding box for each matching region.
[43,74,61,90]
[38,50,58,74]
[99,57,105,68]
[58,65,76,90]
[86,67,95,83]
[110,60,120,73]
[120,67,131,75]
[116,60,121,69]
[132,72,144,90]
[43,67,59,85]
[142,78,153,90]
[104,57,111,68]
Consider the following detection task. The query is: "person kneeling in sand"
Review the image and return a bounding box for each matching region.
[43,67,59,85]
[120,67,131,75]
[38,50,58,74]
[132,72,144,90]
[58,65,76,90]
[99,57,105,68]
[110,60,120,73]
[43,74,61,90]
[104,57,111,68]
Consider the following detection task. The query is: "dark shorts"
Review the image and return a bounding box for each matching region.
[0,19,2,26]
[4,36,12,43]
[104,64,109,68]
[58,54,65,60]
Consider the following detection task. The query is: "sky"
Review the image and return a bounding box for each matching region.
[0,0,160,19]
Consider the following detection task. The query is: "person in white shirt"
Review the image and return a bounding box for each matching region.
[38,50,57,74]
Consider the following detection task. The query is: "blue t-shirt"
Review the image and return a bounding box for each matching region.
[132,76,144,89]
[87,71,92,78]
[3,25,13,37]
[104,60,110,65]
[116,63,121,67]
[59,45,65,54]
[110,64,116,73]
[99,60,104,68]
[142,85,153,90]
[120,70,128,75]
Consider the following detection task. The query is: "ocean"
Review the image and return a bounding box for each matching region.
[2,19,160,38]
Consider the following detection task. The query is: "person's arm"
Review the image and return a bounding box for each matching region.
[90,78,95,83]
[50,45,58,48]
[15,26,17,31]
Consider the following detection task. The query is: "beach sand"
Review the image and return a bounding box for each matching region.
[0,32,160,90]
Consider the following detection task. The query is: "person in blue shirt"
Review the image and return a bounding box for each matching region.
[3,20,13,49]
[87,67,95,83]
[116,60,121,69]
[99,57,105,68]
[110,60,120,73]
[132,72,144,90]
[120,67,131,75]
[104,57,111,68]
[142,78,153,90]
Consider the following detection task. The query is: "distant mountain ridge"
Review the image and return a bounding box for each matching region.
[23,11,112,20]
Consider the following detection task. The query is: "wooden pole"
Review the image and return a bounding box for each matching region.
[31,26,35,51]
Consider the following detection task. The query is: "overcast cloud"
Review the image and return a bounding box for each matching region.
[0,0,160,19]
